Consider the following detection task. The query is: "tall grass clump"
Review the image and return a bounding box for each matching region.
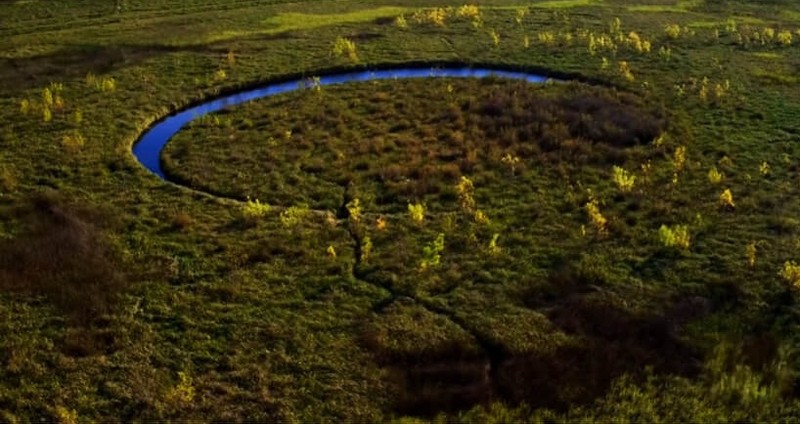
[86,73,117,92]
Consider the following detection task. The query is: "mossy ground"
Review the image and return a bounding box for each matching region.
[1,0,800,421]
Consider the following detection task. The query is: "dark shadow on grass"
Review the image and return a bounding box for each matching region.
[1,42,245,92]
[365,292,703,417]
[359,307,493,417]
[0,191,128,328]
[495,295,702,410]
[364,258,705,417]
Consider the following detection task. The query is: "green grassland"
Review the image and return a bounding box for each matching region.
[1,0,800,421]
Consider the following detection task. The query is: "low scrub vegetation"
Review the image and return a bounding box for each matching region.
[2,0,800,421]
[163,79,666,213]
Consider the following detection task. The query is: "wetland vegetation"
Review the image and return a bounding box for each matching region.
[1,0,800,421]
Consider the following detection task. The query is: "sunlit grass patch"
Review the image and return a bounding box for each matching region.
[196,6,411,43]
[752,68,799,84]
[262,7,410,34]
[1,44,63,59]
[627,0,702,13]
[780,10,800,22]
[751,52,783,60]
[686,20,721,28]
[687,15,768,28]
[530,0,602,9]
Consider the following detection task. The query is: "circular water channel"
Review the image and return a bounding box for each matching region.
[133,67,549,180]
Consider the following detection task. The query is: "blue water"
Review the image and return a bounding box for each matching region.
[132,67,550,179]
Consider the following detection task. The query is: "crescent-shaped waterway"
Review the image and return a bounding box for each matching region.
[132,67,550,181]
[129,67,579,393]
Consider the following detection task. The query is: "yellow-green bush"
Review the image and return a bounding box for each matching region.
[408,202,425,224]
[612,166,636,193]
[659,224,690,250]
[779,261,800,289]
[242,197,271,221]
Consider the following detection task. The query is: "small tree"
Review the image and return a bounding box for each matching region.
[425,8,448,26]
[672,145,687,183]
[408,202,425,224]
[708,166,724,184]
[745,242,757,267]
[71,109,83,125]
[347,198,362,223]
[19,99,30,115]
[420,233,445,270]
[456,176,476,213]
[333,37,358,62]
[659,224,690,251]
[394,14,408,29]
[474,209,490,226]
[759,161,770,176]
[488,233,501,255]
[719,188,735,210]
[214,69,227,82]
[779,261,800,289]
[501,153,521,175]
[514,8,526,25]
[618,61,635,82]
[777,30,792,46]
[361,236,372,262]
[456,4,481,21]
[488,29,500,46]
[585,199,607,235]
[42,87,53,108]
[612,166,636,193]
[665,24,681,39]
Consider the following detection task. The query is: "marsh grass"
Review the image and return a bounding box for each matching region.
[163,79,666,214]
[1,0,800,421]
